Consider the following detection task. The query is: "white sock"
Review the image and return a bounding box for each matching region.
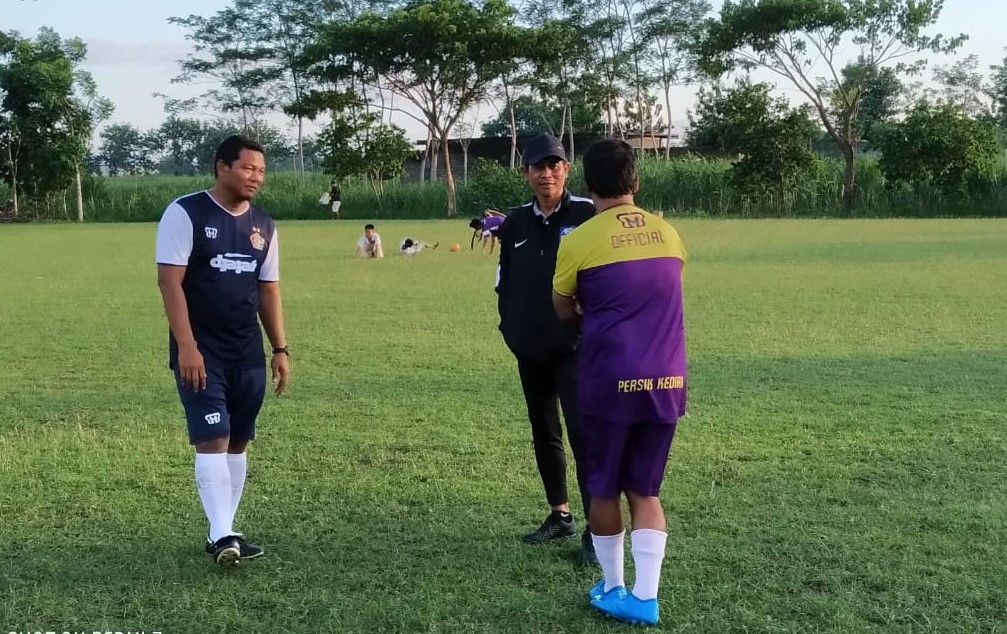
[195,453,233,543]
[592,532,626,592]
[631,529,668,601]
[227,452,247,530]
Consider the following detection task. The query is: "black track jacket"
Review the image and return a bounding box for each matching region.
[495,190,596,362]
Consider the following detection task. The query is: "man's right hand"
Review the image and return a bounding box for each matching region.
[178,343,206,392]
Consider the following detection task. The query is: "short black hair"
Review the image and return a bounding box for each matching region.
[583,140,636,199]
[214,135,265,177]
[364,224,375,230]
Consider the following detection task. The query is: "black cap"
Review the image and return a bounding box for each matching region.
[523,134,567,166]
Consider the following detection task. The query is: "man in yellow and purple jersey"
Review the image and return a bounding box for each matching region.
[552,139,686,626]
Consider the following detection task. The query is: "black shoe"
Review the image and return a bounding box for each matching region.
[205,534,264,559]
[522,511,577,543]
[235,536,264,559]
[210,536,241,567]
[581,531,598,565]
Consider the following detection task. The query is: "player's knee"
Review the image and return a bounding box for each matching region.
[195,436,230,453]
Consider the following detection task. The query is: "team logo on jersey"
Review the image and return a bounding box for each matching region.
[559,225,576,237]
[616,211,647,229]
[250,231,266,251]
[204,227,218,239]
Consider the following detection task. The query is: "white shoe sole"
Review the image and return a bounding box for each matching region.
[215,546,240,567]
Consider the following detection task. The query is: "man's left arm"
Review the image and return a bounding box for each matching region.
[258,228,290,395]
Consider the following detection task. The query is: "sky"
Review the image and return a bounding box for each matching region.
[5,0,1007,142]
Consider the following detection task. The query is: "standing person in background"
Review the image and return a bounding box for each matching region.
[155,134,291,567]
[329,179,342,220]
[553,139,688,625]
[495,134,597,564]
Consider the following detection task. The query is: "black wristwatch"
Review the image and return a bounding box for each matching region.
[272,346,289,356]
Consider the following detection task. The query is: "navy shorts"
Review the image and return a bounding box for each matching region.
[583,417,677,498]
[174,366,266,444]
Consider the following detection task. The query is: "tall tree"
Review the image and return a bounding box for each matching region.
[0,28,109,220]
[319,0,523,215]
[638,0,711,156]
[167,8,279,135]
[694,0,965,215]
[96,123,157,175]
[232,0,338,174]
[932,54,990,117]
[988,48,1007,140]
[833,59,904,147]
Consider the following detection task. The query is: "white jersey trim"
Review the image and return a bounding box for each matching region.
[155,201,193,265]
[259,228,280,281]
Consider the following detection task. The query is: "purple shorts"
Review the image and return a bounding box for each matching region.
[583,417,677,498]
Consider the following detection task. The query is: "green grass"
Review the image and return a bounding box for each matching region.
[1,218,1005,633]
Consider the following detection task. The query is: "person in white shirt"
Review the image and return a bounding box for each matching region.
[355,224,383,258]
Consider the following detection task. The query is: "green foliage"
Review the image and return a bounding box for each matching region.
[694,0,966,213]
[461,158,528,212]
[876,103,1003,196]
[931,54,990,117]
[0,27,108,218]
[315,0,526,214]
[833,59,904,148]
[95,123,157,175]
[688,80,819,194]
[73,153,1007,223]
[481,95,557,137]
[986,48,1007,141]
[318,111,412,207]
[166,8,280,132]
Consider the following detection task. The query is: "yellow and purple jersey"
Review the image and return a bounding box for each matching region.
[553,204,686,425]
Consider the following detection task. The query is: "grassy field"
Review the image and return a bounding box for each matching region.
[0,218,1005,633]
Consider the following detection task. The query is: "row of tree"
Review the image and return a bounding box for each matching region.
[5,0,1007,219]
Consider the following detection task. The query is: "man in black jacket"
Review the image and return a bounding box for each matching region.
[495,134,597,564]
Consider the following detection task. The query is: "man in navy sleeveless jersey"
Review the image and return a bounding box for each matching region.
[155,135,291,567]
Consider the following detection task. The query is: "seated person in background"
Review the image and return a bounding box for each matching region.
[356,224,384,259]
[400,237,439,256]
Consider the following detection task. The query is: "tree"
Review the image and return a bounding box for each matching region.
[931,54,990,117]
[989,48,1007,140]
[167,8,279,135]
[0,28,109,220]
[694,0,965,215]
[230,0,336,174]
[876,103,1001,196]
[151,116,208,175]
[522,4,606,160]
[688,79,819,193]
[320,0,523,215]
[481,95,556,137]
[639,0,711,157]
[833,59,903,148]
[318,110,411,209]
[96,123,154,176]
